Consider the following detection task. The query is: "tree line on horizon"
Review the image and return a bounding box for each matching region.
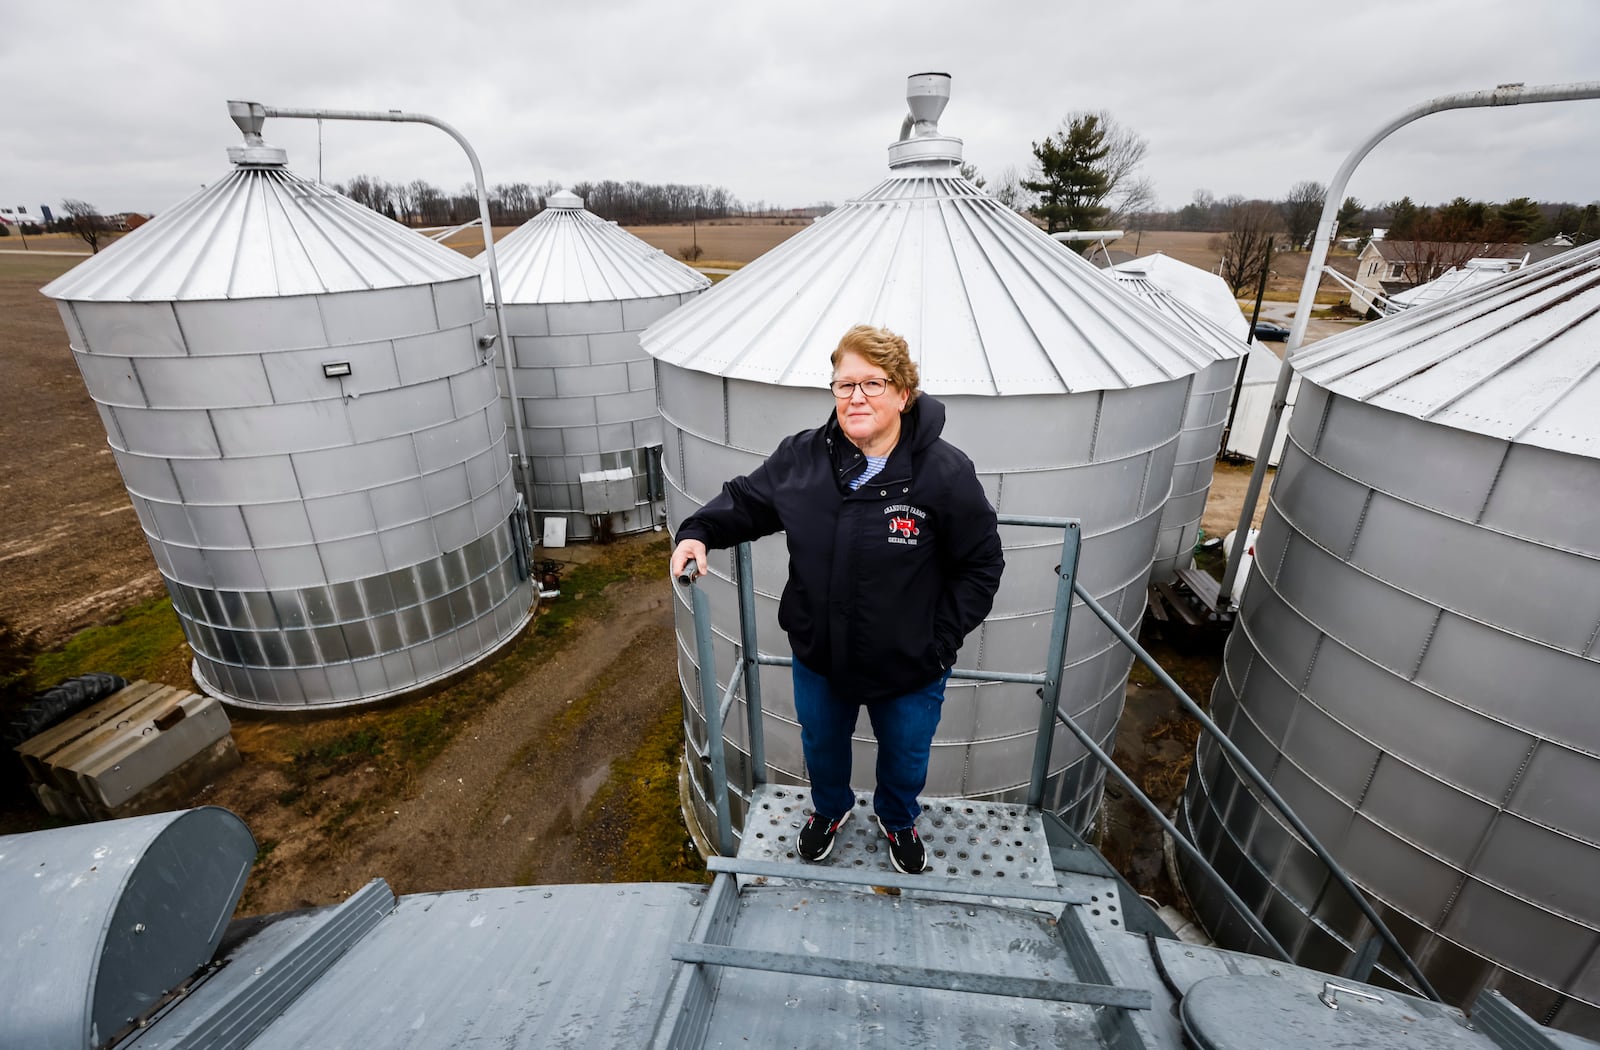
[973,109,1597,294]
[332,175,803,227]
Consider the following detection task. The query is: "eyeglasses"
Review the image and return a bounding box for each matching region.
[830,378,891,398]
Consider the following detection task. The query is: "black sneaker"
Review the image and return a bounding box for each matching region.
[883,823,927,874]
[797,809,850,862]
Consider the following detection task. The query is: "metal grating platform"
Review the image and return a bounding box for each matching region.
[736,784,1060,894]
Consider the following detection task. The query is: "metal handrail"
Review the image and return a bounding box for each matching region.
[1068,584,1441,1001]
[677,516,1082,837]
[675,513,1440,1001]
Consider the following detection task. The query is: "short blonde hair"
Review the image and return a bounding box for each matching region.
[830,324,920,407]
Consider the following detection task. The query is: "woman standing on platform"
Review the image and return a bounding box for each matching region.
[670,324,1003,874]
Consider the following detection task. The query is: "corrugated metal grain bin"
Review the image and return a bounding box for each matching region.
[1177,241,1600,1037]
[485,190,709,540]
[1104,261,1245,580]
[41,120,533,709]
[643,74,1209,843]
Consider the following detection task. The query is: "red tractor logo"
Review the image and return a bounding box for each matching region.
[889,516,919,538]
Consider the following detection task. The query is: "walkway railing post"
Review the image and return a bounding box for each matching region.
[683,563,736,856]
[735,543,767,788]
[1027,520,1081,808]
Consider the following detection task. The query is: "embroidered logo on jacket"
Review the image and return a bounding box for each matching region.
[883,504,928,546]
[888,516,919,538]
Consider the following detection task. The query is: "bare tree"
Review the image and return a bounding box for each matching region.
[990,165,1034,213]
[1278,180,1326,249]
[60,199,107,253]
[339,174,378,212]
[1209,197,1281,295]
[1385,219,1511,286]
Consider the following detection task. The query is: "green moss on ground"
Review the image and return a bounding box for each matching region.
[576,681,708,884]
[27,597,191,692]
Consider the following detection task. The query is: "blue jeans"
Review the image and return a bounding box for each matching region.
[792,659,949,831]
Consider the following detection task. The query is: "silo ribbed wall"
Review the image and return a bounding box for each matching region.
[60,277,533,708]
[1177,378,1600,1037]
[1151,356,1240,581]
[497,291,700,540]
[662,364,1189,841]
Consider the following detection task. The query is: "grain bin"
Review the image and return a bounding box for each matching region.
[486,191,708,541]
[41,117,533,709]
[643,73,1210,843]
[1177,241,1600,1037]
[1105,261,1245,580]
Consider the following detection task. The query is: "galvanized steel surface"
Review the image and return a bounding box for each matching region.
[229,884,703,1048]
[1111,253,1251,341]
[1291,239,1600,458]
[41,161,478,302]
[643,177,1209,393]
[46,153,532,707]
[1180,369,1600,1037]
[0,808,254,1050]
[488,190,709,304]
[488,194,706,539]
[1106,270,1245,580]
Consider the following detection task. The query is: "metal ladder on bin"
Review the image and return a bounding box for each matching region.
[652,517,1158,1049]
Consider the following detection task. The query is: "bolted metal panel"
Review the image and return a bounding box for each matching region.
[1106,267,1247,580]
[1292,239,1600,459]
[0,808,254,1050]
[43,133,531,710]
[485,199,706,542]
[1181,349,1600,1034]
[495,292,702,541]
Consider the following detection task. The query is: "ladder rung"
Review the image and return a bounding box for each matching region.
[707,856,1089,905]
[670,942,1152,1010]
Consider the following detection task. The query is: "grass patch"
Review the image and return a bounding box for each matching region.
[577,681,708,884]
[0,248,92,284]
[27,596,190,692]
[533,536,669,642]
[1254,288,1347,305]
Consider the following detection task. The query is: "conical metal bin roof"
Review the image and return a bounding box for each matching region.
[487,190,710,304]
[42,147,478,303]
[1291,239,1600,459]
[1111,253,1251,341]
[642,85,1209,395]
[1104,267,1248,363]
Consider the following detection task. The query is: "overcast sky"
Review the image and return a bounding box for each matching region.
[4,0,1597,220]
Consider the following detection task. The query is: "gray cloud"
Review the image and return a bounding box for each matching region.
[5,0,1596,217]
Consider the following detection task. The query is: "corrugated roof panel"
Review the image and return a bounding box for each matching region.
[488,192,710,304]
[42,165,478,303]
[642,87,1209,396]
[240,884,702,1048]
[1111,252,1251,341]
[1293,241,1600,457]
[1105,271,1247,363]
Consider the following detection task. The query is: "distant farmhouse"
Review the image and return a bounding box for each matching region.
[1349,233,1576,315]
[0,205,48,226]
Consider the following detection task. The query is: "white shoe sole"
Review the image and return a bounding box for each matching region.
[879,817,927,874]
[800,809,850,862]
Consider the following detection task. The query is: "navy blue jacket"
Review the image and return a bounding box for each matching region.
[676,395,1004,701]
